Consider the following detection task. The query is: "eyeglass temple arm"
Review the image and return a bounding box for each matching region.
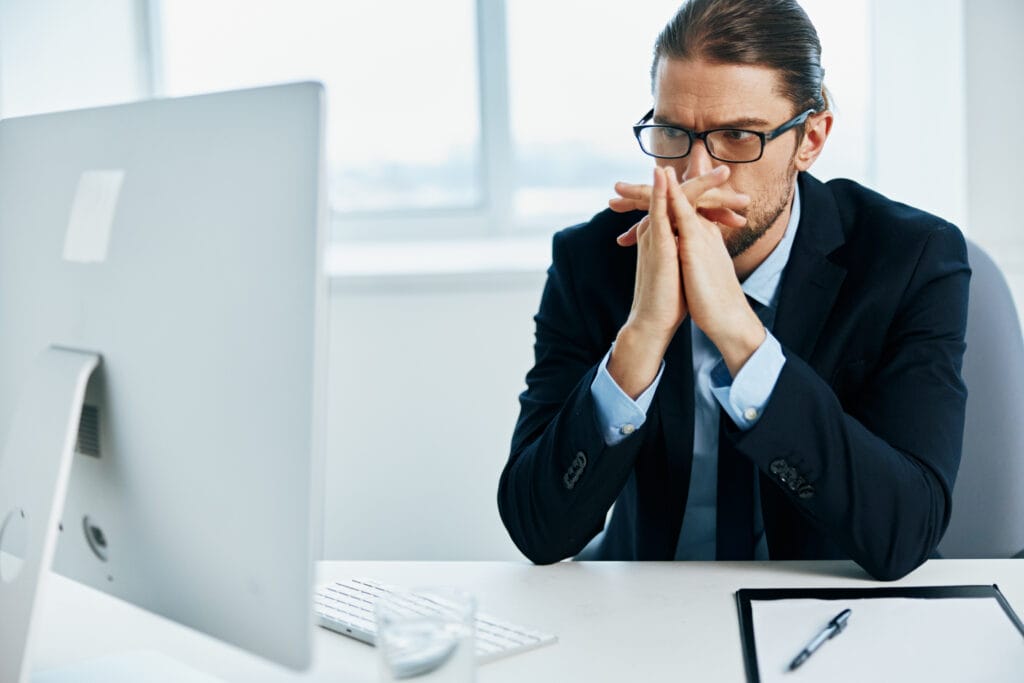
[764,109,816,141]
[636,109,654,126]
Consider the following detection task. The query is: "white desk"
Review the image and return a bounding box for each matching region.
[34,559,1024,682]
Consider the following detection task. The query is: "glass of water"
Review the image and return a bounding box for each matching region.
[375,587,476,682]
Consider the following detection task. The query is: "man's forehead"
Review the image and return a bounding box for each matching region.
[653,57,791,125]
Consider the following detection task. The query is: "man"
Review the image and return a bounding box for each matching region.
[497,0,969,581]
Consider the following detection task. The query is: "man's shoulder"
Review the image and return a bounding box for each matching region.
[809,175,968,283]
[820,176,960,241]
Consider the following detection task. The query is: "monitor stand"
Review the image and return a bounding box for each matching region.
[0,347,100,683]
[0,348,227,683]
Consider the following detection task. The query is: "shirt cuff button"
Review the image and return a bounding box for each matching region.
[619,423,636,436]
[743,407,759,421]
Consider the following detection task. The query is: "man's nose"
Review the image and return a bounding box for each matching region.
[681,139,717,182]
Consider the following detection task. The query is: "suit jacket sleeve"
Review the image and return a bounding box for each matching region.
[497,228,642,564]
[725,223,970,580]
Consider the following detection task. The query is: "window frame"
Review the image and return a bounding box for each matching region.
[145,0,520,243]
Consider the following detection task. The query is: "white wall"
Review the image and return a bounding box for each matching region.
[870,0,968,229]
[324,271,545,560]
[963,0,1024,311]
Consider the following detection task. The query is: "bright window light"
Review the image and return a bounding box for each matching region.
[158,0,482,214]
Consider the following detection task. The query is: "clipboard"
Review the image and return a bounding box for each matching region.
[735,585,1024,682]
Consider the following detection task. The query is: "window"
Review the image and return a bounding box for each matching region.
[157,0,481,217]
[156,0,871,240]
[506,1,684,228]
[799,0,870,185]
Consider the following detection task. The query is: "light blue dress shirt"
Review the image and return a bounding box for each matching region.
[590,185,801,560]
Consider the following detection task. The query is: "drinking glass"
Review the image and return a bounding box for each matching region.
[375,587,476,682]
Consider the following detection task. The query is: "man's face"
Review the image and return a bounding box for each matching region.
[653,57,805,257]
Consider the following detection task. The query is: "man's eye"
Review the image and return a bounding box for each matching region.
[722,129,756,142]
[663,127,687,139]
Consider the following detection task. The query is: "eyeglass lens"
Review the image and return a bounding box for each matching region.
[637,127,763,162]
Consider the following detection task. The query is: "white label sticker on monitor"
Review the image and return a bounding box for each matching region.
[63,170,125,263]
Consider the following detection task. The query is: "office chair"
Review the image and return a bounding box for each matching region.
[938,239,1024,559]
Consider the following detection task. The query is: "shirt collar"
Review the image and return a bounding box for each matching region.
[741,182,800,310]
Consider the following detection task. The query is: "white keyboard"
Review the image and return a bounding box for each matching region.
[314,577,557,663]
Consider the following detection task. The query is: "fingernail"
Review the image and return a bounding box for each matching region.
[713,166,728,175]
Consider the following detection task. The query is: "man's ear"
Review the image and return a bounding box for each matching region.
[794,110,834,172]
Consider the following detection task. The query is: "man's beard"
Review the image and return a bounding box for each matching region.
[723,164,797,258]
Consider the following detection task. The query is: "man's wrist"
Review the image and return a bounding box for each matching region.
[607,323,670,400]
[715,310,767,378]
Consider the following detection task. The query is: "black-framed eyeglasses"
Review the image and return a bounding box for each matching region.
[632,108,815,163]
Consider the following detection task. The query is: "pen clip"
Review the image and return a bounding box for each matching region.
[828,608,852,632]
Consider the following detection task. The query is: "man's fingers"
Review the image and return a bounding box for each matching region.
[665,168,702,232]
[609,181,652,213]
[612,169,750,217]
[649,167,669,233]
[609,197,644,212]
[617,167,747,243]
[697,207,747,229]
[617,217,649,246]
[695,186,750,213]
[641,167,679,248]
[678,165,731,203]
[617,222,640,246]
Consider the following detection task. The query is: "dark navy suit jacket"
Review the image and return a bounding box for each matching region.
[497,172,970,581]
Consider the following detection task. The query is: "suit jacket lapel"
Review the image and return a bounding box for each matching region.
[773,173,848,361]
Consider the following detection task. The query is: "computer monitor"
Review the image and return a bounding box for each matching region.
[0,82,327,680]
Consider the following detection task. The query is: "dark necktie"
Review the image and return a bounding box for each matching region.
[715,295,769,560]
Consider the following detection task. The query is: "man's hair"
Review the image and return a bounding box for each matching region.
[651,0,829,114]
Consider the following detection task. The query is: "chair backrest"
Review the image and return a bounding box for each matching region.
[938,240,1024,558]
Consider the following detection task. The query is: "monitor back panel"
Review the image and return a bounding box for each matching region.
[0,82,326,669]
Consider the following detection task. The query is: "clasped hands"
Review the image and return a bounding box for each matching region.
[605,166,766,399]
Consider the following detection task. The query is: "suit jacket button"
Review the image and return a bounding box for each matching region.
[574,452,587,468]
[563,472,576,490]
[788,477,805,492]
[770,459,788,475]
[798,485,815,499]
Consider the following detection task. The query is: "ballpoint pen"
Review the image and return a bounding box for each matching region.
[788,608,852,671]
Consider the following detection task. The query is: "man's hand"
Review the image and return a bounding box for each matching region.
[608,166,740,398]
[610,175,750,247]
[661,168,765,377]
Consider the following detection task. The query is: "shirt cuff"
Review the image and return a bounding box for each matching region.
[590,346,664,446]
[710,331,786,430]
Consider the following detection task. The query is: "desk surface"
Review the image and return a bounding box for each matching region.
[35,559,1024,682]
